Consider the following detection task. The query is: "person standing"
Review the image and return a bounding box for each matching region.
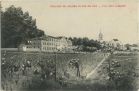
[74,60,80,77]
[69,59,80,77]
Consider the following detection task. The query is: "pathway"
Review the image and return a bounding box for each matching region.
[86,53,110,79]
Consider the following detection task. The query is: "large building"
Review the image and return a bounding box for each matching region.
[19,35,73,52]
[107,39,125,50]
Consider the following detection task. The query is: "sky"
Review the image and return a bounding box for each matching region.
[1,0,139,44]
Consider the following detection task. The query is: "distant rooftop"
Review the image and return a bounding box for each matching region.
[30,35,68,40]
[113,39,119,41]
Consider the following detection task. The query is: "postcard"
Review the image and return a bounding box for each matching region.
[1,0,139,91]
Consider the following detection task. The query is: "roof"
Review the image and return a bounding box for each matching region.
[28,35,69,41]
[113,39,119,41]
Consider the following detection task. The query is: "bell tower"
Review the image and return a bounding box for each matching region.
[98,30,103,42]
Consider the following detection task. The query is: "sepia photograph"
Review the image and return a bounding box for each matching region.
[1,0,139,91]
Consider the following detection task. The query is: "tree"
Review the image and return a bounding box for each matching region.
[69,37,101,52]
[124,44,131,50]
[1,5,44,48]
[132,44,138,47]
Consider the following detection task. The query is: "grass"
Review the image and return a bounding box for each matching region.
[1,50,139,91]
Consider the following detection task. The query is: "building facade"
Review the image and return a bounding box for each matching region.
[107,39,125,50]
[19,35,73,52]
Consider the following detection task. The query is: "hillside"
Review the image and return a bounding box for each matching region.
[1,51,107,91]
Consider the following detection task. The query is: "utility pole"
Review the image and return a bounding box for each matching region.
[108,59,111,80]
[0,1,2,90]
[55,52,57,81]
[107,52,112,91]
